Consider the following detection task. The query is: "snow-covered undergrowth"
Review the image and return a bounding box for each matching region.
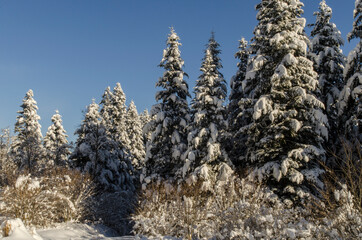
[133,175,362,239]
[0,218,122,240]
[0,218,42,240]
[0,167,95,227]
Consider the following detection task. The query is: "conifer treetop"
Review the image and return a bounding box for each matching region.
[311,0,332,31]
[84,99,101,125]
[15,89,42,140]
[160,27,183,70]
[127,100,138,118]
[205,32,223,76]
[112,83,127,121]
[230,37,249,102]
[45,110,68,143]
[157,27,190,102]
[310,0,344,49]
[100,87,113,118]
[113,83,126,103]
[348,0,362,41]
[195,32,227,108]
[308,0,345,133]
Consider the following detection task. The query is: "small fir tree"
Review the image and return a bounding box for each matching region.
[126,101,146,170]
[338,0,362,143]
[140,109,152,144]
[11,90,45,172]
[183,34,232,185]
[245,0,328,201]
[43,110,71,166]
[144,28,191,180]
[71,100,134,191]
[228,38,250,167]
[309,0,345,144]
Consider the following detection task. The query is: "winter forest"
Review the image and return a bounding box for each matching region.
[0,0,361,239]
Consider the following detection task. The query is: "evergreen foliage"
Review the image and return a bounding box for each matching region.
[348,0,362,41]
[309,0,345,143]
[110,83,131,150]
[139,109,152,144]
[126,101,145,170]
[11,90,45,172]
[43,110,71,166]
[228,38,250,167]
[144,28,191,180]
[71,100,134,191]
[338,0,362,143]
[99,86,114,132]
[245,0,328,200]
[183,33,232,183]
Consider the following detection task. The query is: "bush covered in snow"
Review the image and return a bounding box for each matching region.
[133,174,361,239]
[0,167,95,227]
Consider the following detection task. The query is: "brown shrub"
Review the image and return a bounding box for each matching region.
[0,167,95,227]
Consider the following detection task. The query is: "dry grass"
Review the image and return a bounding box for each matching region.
[304,139,362,238]
[317,139,362,213]
[133,176,249,240]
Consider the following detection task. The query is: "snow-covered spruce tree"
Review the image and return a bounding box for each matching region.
[245,0,328,201]
[71,100,134,191]
[183,33,233,186]
[140,109,151,128]
[309,0,345,144]
[99,86,114,132]
[110,83,131,154]
[126,101,145,170]
[144,28,190,180]
[11,90,45,172]
[338,0,362,143]
[139,109,152,144]
[43,110,71,167]
[227,38,250,167]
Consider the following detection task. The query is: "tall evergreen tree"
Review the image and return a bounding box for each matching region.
[183,34,232,183]
[126,101,145,170]
[43,110,71,166]
[144,28,191,180]
[228,38,250,167]
[11,90,45,172]
[309,0,345,143]
[71,100,134,191]
[100,86,114,132]
[111,83,130,150]
[245,0,328,201]
[338,0,362,142]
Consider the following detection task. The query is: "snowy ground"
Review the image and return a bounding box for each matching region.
[0,218,148,240]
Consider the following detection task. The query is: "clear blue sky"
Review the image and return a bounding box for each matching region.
[0,0,357,142]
